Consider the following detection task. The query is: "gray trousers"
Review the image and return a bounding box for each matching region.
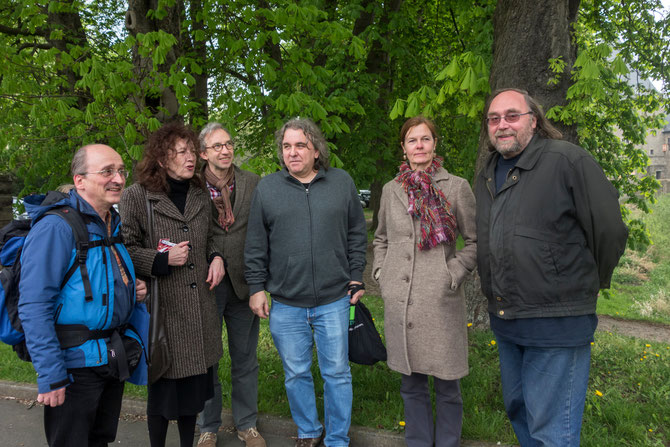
[197,275,260,432]
[400,373,463,447]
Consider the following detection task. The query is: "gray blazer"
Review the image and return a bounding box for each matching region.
[208,165,260,300]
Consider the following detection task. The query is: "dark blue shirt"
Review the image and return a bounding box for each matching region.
[491,153,597,347]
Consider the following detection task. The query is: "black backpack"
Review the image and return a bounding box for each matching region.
[0,192,100,361]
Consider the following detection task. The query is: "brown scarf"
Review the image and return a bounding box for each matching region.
[204,164,235,231]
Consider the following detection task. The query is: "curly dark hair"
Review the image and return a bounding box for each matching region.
[135,121,204,192]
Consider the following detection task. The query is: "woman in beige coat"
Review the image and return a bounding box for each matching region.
[120,122,224,447]
[373,116,477,447]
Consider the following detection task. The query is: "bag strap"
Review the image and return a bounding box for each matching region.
[44,206,99,302]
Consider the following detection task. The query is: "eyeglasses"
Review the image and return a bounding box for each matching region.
[486,111,533,126]
[206,141,234,152]
[79,168,128,178]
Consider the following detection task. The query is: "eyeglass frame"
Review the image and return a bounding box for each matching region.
[205,141,235,152]
[486,111,533,127]
[78,168,129,178]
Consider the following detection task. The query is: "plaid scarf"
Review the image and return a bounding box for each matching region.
[394,157,457,250]
[203,164,235,231]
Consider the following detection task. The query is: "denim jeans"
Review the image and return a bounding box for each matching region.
[496,339,591,447]
[269,296,352,447]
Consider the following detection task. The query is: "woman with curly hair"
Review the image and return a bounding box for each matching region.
[120,121,225,447]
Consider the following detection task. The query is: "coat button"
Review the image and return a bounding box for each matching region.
[189,263,195,270]
[496,296,502,302]
[190,283,197,289]
[512,175,518,181]
[407,322,413,329]
[499,310,504,316]
[182,225,189,232]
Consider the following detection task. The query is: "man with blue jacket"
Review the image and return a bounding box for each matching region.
[18,144,146,447]
[245,118,367,447]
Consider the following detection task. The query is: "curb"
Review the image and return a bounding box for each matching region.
[0,380,510,446]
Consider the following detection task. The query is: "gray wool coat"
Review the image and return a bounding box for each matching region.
[372,167,477,380]
[120,183,223,379]
[207,165,260,300]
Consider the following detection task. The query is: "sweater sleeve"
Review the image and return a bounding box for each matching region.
[345,176,367,282]
[244,187,269,294]
[18,216,74,393]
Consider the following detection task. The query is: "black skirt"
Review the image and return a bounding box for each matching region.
[146,366,215,419]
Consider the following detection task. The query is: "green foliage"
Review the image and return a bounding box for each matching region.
[0,0,669,228]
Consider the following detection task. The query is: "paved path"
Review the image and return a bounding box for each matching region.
[0,380,508,447]
[0,396,296,446]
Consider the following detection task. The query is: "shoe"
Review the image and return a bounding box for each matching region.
[237,427,267,447]
[295,431,324,447]
[197,431,217,447]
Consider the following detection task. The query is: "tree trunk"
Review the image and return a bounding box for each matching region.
[468,0,581,328]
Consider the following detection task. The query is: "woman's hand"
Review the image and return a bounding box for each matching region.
[135,279,147,302]
[167,241,190,266]
[206,256,225,290]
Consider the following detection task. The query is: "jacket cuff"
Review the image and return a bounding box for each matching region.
[151,252,170,276]
[350,268,364,283]
[248,283,265,295]
[37,374,71,394]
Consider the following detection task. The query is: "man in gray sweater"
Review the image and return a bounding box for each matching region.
[245,118,367,447]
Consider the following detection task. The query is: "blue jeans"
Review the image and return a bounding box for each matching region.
[269,297,352,447]
[496,339,591,447]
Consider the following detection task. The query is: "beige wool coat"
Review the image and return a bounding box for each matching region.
[120,183,223,379]
[373,167,477,380]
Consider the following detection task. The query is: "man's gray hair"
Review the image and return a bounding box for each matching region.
[275,118,330,171]
[198,122,232,152]
[70,145,89,176]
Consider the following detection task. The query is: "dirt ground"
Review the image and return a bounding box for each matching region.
[363,243,670,344]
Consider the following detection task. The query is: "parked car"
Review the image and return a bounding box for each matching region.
[358,189,370,208]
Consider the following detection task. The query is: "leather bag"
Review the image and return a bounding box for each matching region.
[145,195,171,384]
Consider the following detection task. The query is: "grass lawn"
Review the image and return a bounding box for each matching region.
[2,295,668,445]
[598,194,670,325]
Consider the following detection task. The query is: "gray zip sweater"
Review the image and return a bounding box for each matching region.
[244,167,367,307]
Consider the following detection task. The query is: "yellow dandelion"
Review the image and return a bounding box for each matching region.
[656,354,660,357]
[637,382,641,386]
[643,351,647,354]
[640,358,644,361]
[594,390,603,397]
[643,356,647,359]
[399,421,406,427]
[590,342,594,346]
[467,323,473,328]
[490,340,496,345]
[648,428,653,432]
[645,344,651,348]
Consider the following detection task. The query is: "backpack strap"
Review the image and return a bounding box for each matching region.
[44,206,96,302]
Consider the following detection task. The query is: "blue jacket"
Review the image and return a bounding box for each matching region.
[18,190,140,393]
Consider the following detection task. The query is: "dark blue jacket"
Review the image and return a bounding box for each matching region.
[18,190,138,393]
